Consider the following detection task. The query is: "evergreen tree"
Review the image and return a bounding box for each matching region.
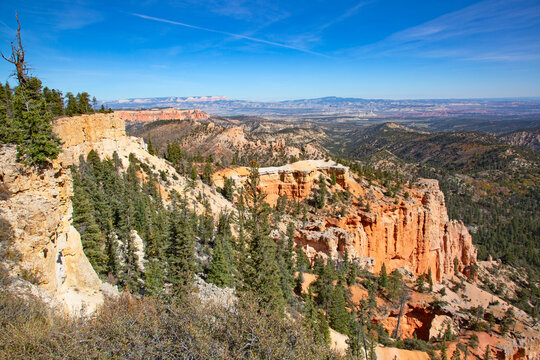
[72,173,108,275]
[379,263,388,289]
[295,270,305,295]
[76,92,92,113]
[314,174,328,209]
[6,77,62,166]
[167,193,196,299]
[65,92,79,116]
[241,161,285,313]
[220,176,235,202]
[483,345,491,360]
[147,136,157,156]
[451,348,461,360]
[441,341,448,360]
[416,274,426,293]
[427,268,434,292]
[330,171,337,186]
[202,159,213,185]
[303,289,331,345]
[144,258,165,298]
[277,222,296,301]
[207,237,233,288]
[312,260,336,312]
[328,283,350,334]
[296,245,311,273]
[500,307,515,335]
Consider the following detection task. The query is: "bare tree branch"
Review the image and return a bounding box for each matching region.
[0,12,29,86]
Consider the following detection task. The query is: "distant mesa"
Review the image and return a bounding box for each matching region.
[114,96,229,106]
[115,108,211,124]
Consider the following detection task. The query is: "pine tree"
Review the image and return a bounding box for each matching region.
[202,159,213,185]
[416,274,426,293]
[220,176,235,202]
[144,258,165,298]
[314,174,328,209]
[451,348,461,360]
[8,78,62,166]
[277,222,296,300]
[207,237,233,288]
[328,283,350,334]
[167,193,196,299]
[427,268,434,292]
[147,136,157,156]
[72,174,108,275]
[303,289,330,345]
[312,260,336,312]
[76,92,92,114]
[242,161,285,313]
[483,345,491,360]
[500,307,516,335]
[330,171,337,186]
[441,341,448,360]
[296,245,311,273]
[65,92,79,116]
[379,263,388,289]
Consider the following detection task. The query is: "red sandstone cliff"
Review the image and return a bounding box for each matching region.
[214,161,477,280]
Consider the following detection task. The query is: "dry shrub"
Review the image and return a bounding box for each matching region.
[0,290,341,359]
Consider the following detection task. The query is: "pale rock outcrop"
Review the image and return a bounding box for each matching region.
[53,113,234,217]
[131,230,146,272]
[115,108,210,124]
[194,276,236,309]
[0,146,103,314]
[429,315,455,340]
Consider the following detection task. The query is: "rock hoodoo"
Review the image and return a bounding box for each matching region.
[214,161,477,280]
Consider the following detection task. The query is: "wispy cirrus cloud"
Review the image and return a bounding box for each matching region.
[14,1,103,31]
[319,1,373,31]
[132,13,330,57]
[345,0,540,62]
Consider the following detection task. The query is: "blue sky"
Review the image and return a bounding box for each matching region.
[0,0,539,101]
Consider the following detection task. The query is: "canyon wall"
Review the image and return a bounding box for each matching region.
[214,161,476,280]
[53,113,233,215]
[0,146,103,314]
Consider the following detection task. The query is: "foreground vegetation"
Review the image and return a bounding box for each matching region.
[0,267,337,359]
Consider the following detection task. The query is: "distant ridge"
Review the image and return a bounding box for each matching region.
[102,96,540,118]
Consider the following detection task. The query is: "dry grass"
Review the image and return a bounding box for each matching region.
[0,287,342,359]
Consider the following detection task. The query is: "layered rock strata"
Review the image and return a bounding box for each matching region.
[0,146,103,314]
[215,161,476,280]
[115,108,210,124]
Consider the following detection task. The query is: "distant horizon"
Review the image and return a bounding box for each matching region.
[104,95,540,103]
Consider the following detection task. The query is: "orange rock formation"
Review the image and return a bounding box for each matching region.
[215,161,476,281]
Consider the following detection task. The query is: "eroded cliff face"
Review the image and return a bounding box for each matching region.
[214,160,476,280]
[0,146,103,314]
[53,113,233,216]
[115,108,210,124]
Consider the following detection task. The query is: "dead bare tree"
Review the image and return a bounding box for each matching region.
[1,13,29,87]
[392,284,411,339]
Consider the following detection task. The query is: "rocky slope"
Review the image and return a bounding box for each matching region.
[498,127,540,152]
[213,160,476,280]
[0,113,235,315]
[53,113,233,216]
[0,146,104,314]
[129,117,325,167]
